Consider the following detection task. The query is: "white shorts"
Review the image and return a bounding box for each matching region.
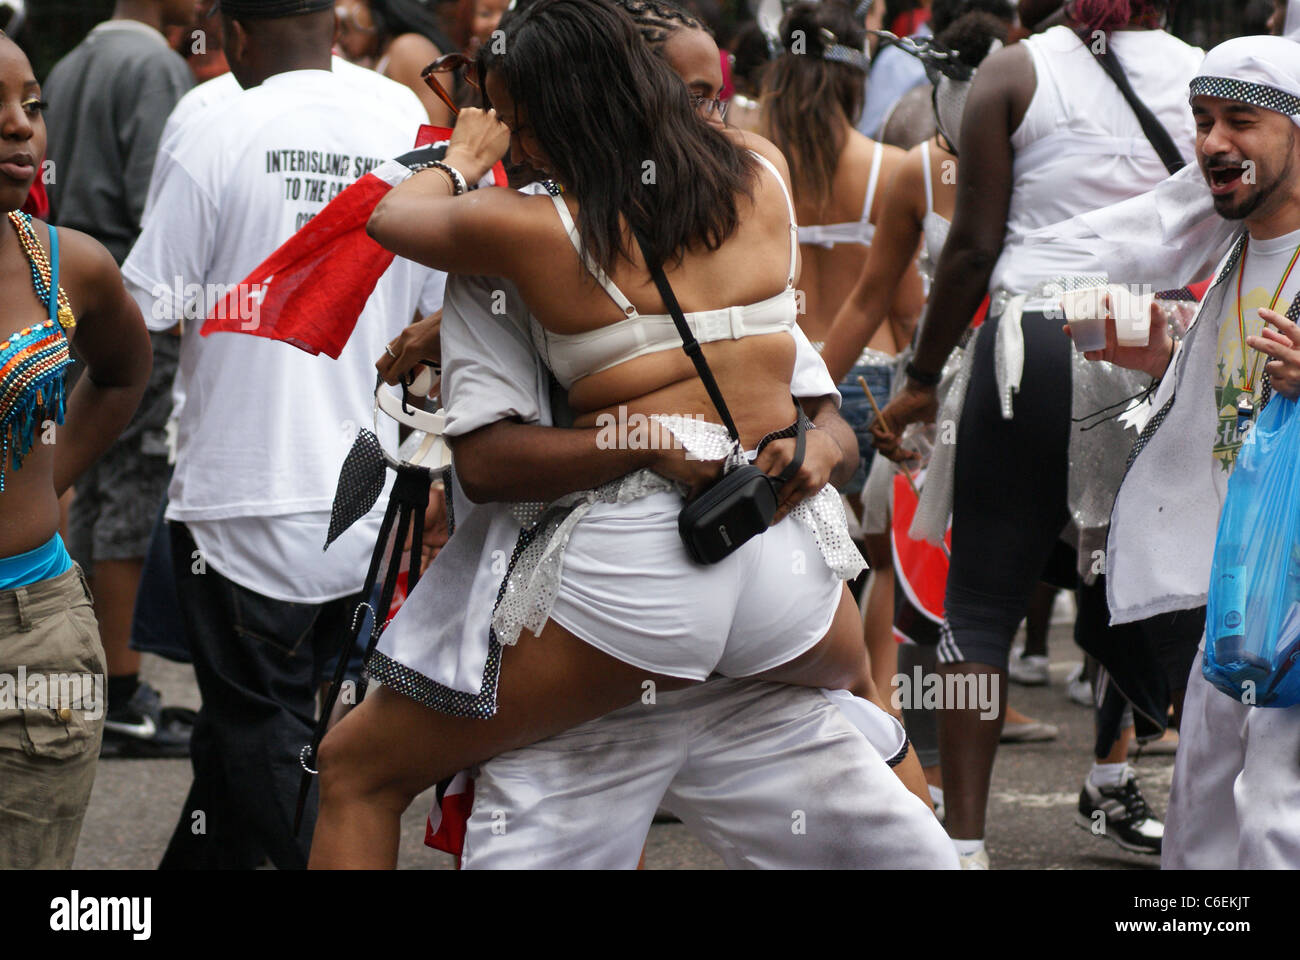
[547,491,844,681]
[459,678,956,870]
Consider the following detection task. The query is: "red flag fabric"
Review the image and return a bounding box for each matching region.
[425,770,474,862]
[201,125,506,358]
[22,167,49,220]
[891,471,951,646]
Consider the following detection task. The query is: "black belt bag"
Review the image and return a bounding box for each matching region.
[634,230,808,565]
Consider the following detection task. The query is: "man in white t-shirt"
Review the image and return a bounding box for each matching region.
[126,52,429,665]
[1092,37,1300,869]
[121,0,441,869]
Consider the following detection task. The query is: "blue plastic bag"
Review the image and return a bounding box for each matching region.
[1204,394,1300,707]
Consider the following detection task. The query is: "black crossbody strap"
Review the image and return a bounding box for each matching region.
[773,414,807,485]
[633,229,744,445]
[1080,31,1185,176]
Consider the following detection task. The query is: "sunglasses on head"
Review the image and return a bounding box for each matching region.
[420,53,487,117]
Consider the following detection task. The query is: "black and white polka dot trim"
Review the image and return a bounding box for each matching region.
[1189,76,1300,117]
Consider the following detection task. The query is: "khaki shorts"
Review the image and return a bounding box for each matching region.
[0,565,105,869]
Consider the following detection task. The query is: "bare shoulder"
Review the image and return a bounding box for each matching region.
[894,142,930,198]
[971,42,1036,107]
[43,225,123,314]
[386,32,441,74]
[875,139,909,177]
[727,128,791,181]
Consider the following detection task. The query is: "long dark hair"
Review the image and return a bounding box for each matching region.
[761,1,867,213]
[479,0,756,274]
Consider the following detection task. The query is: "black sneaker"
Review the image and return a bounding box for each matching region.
[100,681,195,759]
[1074,766,1163,855]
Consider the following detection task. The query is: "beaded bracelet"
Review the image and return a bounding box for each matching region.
[410,159,468,196]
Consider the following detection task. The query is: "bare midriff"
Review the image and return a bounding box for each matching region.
[0,427,61,559]
[569,332,799,448]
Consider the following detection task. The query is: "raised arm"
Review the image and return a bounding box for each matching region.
[366,108,543,278]
[821,148,928,382]
[872,44,1033,461]
[55,227,153,494]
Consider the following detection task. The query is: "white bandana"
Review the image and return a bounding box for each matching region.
[1190,35,1300,130]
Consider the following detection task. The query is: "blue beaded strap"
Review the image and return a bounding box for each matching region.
[48,221,59,325]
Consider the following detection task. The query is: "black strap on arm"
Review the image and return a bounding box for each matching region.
[632,229,745,445]
[1080,30,1186,176]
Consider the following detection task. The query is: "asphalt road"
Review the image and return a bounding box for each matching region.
[73,614,1173,870]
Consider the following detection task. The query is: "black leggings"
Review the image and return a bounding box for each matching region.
[941,309,1073,671]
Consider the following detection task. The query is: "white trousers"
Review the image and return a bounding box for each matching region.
[459,678,957,870]
[1163,649,1300,869]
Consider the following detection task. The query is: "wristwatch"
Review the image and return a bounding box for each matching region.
[905,361,941,387]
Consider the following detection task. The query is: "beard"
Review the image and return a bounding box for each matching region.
[1208,130,1299,221]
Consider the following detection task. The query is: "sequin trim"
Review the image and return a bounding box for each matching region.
[364,520,543,717]
[1189,76,1300,118]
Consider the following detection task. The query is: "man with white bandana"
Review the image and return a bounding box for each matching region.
[1086,35,1300,869]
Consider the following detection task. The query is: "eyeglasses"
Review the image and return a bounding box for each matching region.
[692,95,729,121]
[420,52,483,117]
[335,5,377,34]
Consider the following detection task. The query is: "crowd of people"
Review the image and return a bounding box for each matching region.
[1,0,1298,871]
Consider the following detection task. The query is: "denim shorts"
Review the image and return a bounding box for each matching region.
[837,358,894,496]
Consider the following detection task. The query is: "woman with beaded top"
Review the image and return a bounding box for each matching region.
[0,33,152,868]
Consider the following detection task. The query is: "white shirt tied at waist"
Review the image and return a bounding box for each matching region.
[988,277,1109,421]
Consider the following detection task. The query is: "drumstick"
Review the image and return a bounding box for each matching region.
[858,376,923,497]
[859,376,951,559]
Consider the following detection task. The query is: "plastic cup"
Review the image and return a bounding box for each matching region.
[1111,285,1154,348]
[1062,287,1109,352]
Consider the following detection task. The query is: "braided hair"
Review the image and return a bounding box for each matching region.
[612,0,705,49]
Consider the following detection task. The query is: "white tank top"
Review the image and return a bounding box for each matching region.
[990,26,1203,294]
[917,139,951,296]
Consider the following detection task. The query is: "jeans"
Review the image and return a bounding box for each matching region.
[159,522,364,870]
[837,359,894,496]
[130,495,189,664]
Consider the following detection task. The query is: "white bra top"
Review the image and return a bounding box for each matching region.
[917,140,952,294]
[795,142,883,249]
[534,151,800,390]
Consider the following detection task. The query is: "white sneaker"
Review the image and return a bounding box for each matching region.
[958,848,990,870]
[1065,663,1094,706]
[1008,651,1051,686]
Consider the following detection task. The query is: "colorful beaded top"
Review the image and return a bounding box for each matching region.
[0,211,76,491]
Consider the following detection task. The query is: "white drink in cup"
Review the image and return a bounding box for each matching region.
[1062,286,1109,352]
[1110,284,1154,347]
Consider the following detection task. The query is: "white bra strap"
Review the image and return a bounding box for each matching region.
[920,140,935,218]
[548,192,639,318]
[863,142,884,222]
[748,150,798,287]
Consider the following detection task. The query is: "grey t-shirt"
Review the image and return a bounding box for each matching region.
[43,20,193,264]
